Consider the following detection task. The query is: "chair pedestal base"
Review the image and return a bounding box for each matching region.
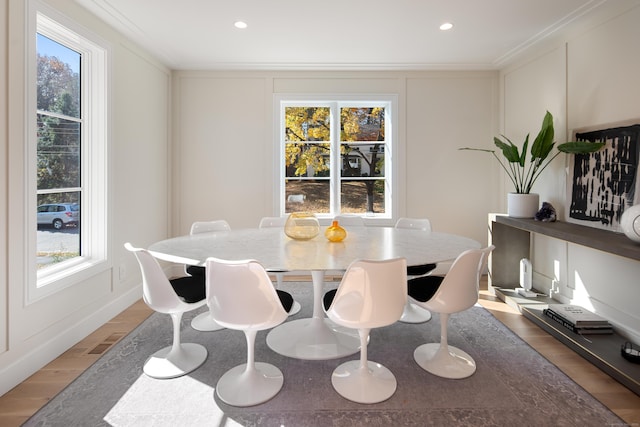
[331,361,397,404]
[399,301,432,323]
[216,362,284,407]
[414,343,476,379]
[143,342,207,379]
[288,300,301,316]
[191,311,225,332]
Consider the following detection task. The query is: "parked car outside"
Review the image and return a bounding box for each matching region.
[37,203,79,230]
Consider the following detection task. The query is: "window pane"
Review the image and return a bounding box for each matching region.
[285,180,330,213]
[280,100,392,219]
[37,113,80,189]
[35,33,83,273]
[37,34,80,118]
[285,143,331,178]
[37,192,80,270]
[285,107,330,141]
[340,143,385,178]
[340,180,385,214]
[340,107,385,141]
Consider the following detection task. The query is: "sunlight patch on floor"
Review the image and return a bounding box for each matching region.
[477,294,520,315]
[104,374,242,426]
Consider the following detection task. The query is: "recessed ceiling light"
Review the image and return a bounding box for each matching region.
[234,21,248,29]
[439,22,453,31]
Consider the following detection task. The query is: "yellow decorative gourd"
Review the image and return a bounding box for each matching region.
[325,220,347,242]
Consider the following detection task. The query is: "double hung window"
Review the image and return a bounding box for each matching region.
[28,4,109,301]
[277,96,396,220]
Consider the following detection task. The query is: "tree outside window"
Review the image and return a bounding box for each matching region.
[282,101,391,218]
[36,33,81,269]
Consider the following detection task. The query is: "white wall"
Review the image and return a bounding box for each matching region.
[500,2,640,341]
[406,73,499,239]
[502,45,568,215]
[172,70,499,243]
[172,73,271,233]
[0,0,171,395]
[0,0,8,359]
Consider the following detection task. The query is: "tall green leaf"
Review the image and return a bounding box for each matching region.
[529,111,555,161]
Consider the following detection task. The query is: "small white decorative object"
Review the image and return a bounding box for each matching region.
[620,204,640,243]
[517,258,536,297]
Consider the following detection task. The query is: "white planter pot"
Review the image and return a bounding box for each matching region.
[507,193,539,218]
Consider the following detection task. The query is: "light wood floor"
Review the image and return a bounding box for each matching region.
[1,279,639,426]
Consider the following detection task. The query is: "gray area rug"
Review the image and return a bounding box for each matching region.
[24,282,624,427]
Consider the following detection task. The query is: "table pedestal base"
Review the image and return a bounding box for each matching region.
[266,317,360,360]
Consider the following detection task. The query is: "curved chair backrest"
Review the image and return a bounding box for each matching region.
[205,258,289,330]
[259,216,287,228]
[395,217,436,277]
[478,245,494,276]
[333,214,365,227]
[125,242,187,314]
[190,220,231,235]
[395,217,432,232]
[327,258,407,329]
[424,246,495,314]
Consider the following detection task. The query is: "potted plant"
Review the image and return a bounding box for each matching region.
[460,111,604,218]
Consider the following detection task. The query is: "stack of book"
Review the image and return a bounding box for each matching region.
[543,304,613,335]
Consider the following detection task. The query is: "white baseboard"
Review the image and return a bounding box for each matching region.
[0,284,142,397]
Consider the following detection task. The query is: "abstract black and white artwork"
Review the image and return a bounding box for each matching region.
[566,122,640,232]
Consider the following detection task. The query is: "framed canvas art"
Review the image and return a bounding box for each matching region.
[566,121,640,232]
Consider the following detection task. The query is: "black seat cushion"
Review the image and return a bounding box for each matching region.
[276,290,294,313]
[407,275,445,302]
[324,274,444,308]
[407,263,437,277]
[170,275,206,303]
[175,271,293,312]
[186,265,205,277]
[323,288,337,311]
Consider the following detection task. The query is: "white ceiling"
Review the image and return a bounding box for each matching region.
[75,0,606,71]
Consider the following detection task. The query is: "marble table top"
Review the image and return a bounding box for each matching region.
[149,226,481,272]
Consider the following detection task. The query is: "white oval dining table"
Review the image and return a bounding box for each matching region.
[148,226,480,360]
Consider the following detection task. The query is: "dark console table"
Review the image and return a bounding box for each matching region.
[488,215,640,396]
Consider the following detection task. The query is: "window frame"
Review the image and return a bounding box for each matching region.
[275,94,399,223]
[26,1,110,303]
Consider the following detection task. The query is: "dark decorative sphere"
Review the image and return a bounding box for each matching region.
[535,202,557,222]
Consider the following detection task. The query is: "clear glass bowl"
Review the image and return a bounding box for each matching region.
[284,212,320,240]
